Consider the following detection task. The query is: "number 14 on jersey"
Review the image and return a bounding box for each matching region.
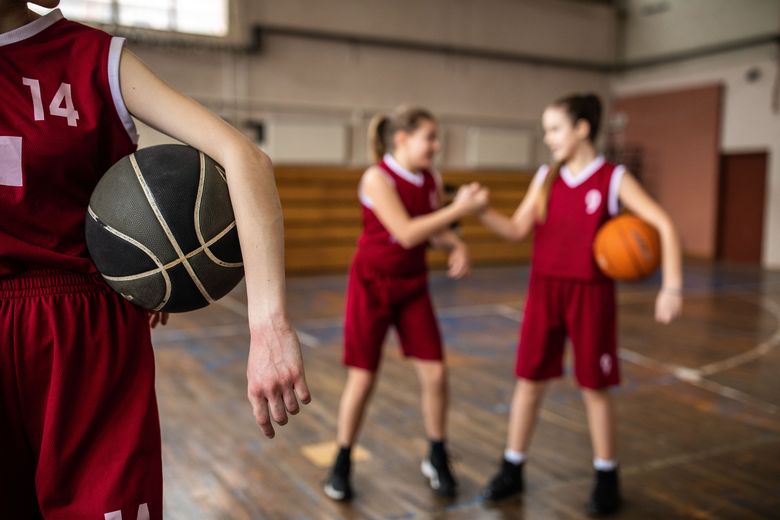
[22,77,80,127]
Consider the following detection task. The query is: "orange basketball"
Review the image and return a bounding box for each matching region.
[593,214,660,281]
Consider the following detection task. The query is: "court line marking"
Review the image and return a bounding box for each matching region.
[167,286,780,414]
[498,288,780,414]
[697,294,780,377]
[215,295,321,348]
[152,322,249,344]
[394,434,780,518]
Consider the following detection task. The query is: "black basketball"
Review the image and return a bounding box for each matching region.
[86,144,244,312]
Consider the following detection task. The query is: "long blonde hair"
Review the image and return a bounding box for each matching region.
[367,106,436,163]
[537,93,603,221]
[536,162,562,222]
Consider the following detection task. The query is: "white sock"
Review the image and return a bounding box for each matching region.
[504,449,526,465]
[593,458,618,471]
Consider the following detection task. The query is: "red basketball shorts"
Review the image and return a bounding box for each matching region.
[343,262,443,372]
[515,274,619,390]
[0,269,162,519]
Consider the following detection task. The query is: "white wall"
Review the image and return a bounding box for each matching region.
[250,0,616,64]
[614,0,780,268]
[128,0,614,169]
[620,0,780,62]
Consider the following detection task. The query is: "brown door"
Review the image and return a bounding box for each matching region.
[717,153,767,264]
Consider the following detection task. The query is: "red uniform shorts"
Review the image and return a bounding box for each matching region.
[343,261,443,372]
[516,274,619,390]
[0,269,162,519]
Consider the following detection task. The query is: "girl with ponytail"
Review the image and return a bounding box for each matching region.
[478,93,683,515]
[324,106,489,501]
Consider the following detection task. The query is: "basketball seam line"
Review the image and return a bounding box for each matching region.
[194,151,243,268]
[129,153,215,304]
[99,222,239,282]
[88,206,172,311]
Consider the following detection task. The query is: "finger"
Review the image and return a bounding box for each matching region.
[161,312,170,326]
[150,313,159,328]
[267,392,289,425]
[249,394,275,438]
[282,386,300,415]
[294,375,312,405]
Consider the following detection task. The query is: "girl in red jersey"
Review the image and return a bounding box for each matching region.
[478,94,683,515]
[323,106,488,501]
[0,1,309,517]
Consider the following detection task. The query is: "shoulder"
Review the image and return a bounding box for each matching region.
[530,164,551,188]
[361,165,394,188]
[51,16,113,47]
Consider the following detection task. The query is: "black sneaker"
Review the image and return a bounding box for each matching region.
[323,469,353,502]
[482,459,524,502]
[586,468,621,516]
[421,455,458,498]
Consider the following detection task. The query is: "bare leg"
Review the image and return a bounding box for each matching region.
[506,378,547,453]
[413,359,448,440]
[336,367,377,447]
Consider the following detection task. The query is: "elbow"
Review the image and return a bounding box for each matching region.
[393,228,424,249]
[507,224,531,243]
[222,135,273,174]
[654,214,677,241]
[396,234,419,249]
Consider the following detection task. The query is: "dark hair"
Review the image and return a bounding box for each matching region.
[552,93,602,142]
[537,93,602,221]
[367,105,436,163]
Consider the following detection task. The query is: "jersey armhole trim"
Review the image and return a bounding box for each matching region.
[531,164,550,189]
[108,37,139,144]
[608,165,625,216]
[358,168,394,209]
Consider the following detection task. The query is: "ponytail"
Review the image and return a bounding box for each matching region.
[366,105,436,163]
[368,113,391,164]
[537,162,561,222]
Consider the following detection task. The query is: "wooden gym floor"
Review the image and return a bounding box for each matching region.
[152,262,780,519]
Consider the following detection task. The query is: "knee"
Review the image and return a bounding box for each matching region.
[348,368,377,393]
[516,379,546,402]
[581,387,610,405]
[421,362,447,391]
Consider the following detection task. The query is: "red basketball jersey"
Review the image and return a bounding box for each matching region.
[354,153,441,276]
[531,156,625,281]
[0,10,138,278]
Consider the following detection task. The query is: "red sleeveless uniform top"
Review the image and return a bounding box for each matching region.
[531,156,625,281]
[0,9,138,277]
[354,154,441,276]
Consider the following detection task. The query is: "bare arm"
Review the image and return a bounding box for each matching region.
[120,49,310,438]
[362,167,485,249]
[427,177,472,278]
[619,172,683,323]
[479,175,543,242]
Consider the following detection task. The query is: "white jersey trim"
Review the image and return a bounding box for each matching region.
[383,153,424,187]
[560,155,605,188]
[0,9,63,47]
[531,164,551,188]
[108,37,139,144]
[358,168,395,209]
[608,165,625,216]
